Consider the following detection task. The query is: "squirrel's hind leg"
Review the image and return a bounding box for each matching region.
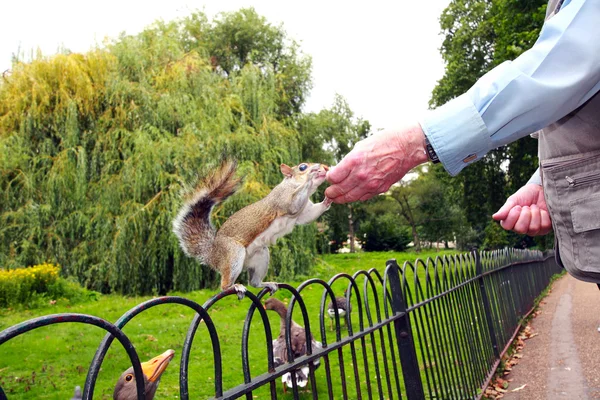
[217,240,247,300]
[246,246,278,294]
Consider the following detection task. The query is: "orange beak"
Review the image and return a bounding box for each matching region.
[322,164,329,171]
[141,349,175,382]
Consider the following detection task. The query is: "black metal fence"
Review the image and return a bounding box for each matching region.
[0,249,561,399]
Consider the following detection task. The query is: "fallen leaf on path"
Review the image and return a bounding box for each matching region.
[526,333,539,339]
[512,384,527,392]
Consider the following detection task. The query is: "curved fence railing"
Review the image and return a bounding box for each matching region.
[0,249,561,399]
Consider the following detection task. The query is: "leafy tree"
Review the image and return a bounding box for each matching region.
[431,0,495,107]
[384,166,464,252]
[296,94,370,166]
[182,8,313,118]
[297,95,370,252]
[491,0,547,219]
[482,220,510,250]
[359,214,411,252]
[390,183,422,252]
[490,0,548,66]
[357,197,411,252]
[414,168,462,249]
[430,0,548,247]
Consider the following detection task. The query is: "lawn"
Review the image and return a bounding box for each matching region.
[0,249,458,399]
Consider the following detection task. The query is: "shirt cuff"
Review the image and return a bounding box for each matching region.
[420,93,491,176]
[527,168,542,186]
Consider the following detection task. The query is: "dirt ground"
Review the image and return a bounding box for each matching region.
[499,274,600,400]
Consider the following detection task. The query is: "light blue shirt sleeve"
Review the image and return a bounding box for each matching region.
[420,0,600,176]
[527,168,542,186]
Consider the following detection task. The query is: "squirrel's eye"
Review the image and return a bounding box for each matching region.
[125,374,133,382]
[299,164,307,171]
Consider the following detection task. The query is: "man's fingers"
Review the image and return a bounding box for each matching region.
[359,193,375,202]
[539,209,553,235]
[327,179,389,203]
[324,156,362,201]
[495,184,553,236]
[326,154,361,184]
[492,198,517,221]
[324,184,346,201]
[326,166,350,185]
[513,206,531,234]
[527,205,541,236]
[339,184,376,204]
[326,183,364,204]
[500,206,522,231]
[497,205,553,236]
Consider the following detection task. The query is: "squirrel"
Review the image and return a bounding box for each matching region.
[173,160,331,299]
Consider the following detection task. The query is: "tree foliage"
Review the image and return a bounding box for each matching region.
[357,197,411,252]
[429,0,548,248]
[297,95,370,252]
[0,9,324,294]
[389,183,422,252]
[0,1,558,296]
[413,167,463,247]
[482,220,510,250]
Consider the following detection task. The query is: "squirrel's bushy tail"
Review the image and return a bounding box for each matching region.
[173,160,241,264]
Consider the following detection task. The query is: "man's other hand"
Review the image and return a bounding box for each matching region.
[492,183,552,236]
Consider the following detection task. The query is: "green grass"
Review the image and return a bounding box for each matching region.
[0,249,458,399]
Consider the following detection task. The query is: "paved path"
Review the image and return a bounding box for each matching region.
[501,274,600,400]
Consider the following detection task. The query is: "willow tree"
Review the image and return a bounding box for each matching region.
[0,9,321,294]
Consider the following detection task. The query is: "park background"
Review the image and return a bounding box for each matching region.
[0,0,554,398]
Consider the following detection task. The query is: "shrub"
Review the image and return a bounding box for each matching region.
[482,221,510,250]
[0,263,98,308]
[358,214,412,252]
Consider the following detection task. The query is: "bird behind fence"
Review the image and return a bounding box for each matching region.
[264,297,322,392]
[326,291,351,331]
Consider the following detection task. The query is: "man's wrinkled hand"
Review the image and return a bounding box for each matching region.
[325,124,428,204]
[492,183,552,236]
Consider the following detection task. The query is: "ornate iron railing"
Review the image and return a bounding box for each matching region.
[0,249,561,399]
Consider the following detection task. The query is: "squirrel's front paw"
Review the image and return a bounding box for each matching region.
[232,283,247,300]
[263,282,279,294]
[323,197,333,209]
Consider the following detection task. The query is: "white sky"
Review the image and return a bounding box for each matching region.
[0,0,450,131]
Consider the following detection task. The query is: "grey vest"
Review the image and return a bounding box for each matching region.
[539,0,600,283]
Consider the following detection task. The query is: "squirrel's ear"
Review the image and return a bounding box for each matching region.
[280,164,293,178]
